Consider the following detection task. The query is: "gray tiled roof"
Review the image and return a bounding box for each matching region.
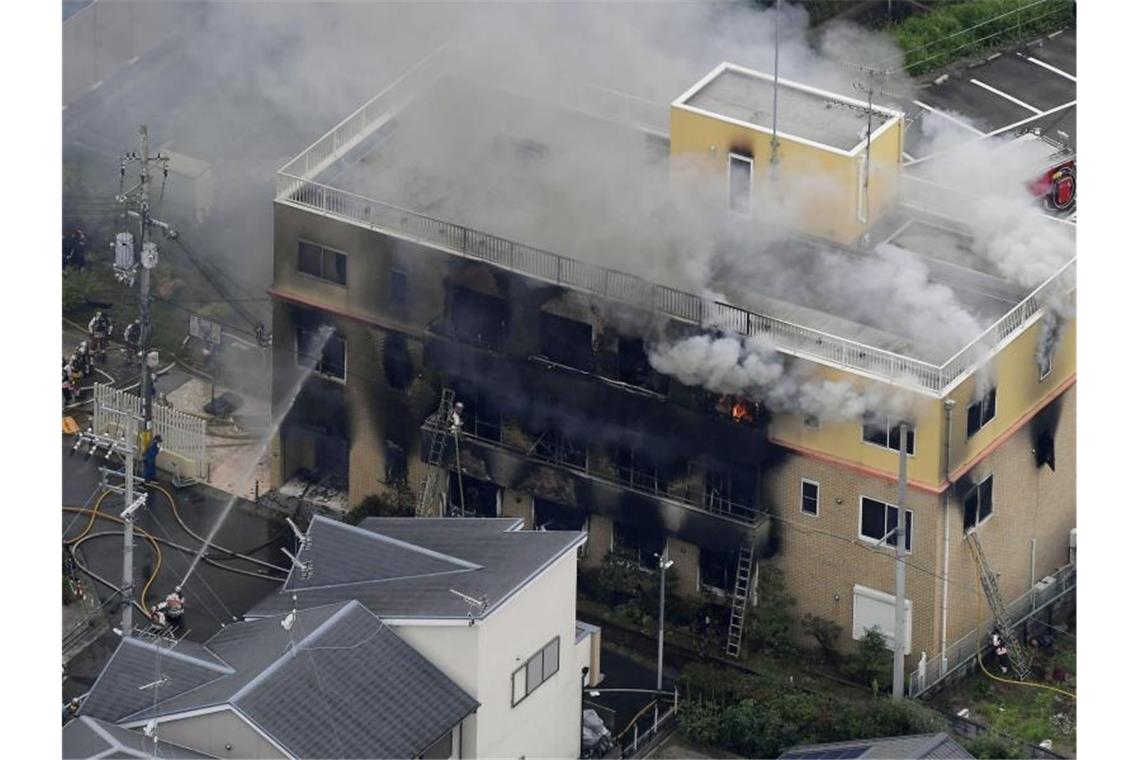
[778,732,975,759]
[78,601,477,759]
[63,716,214,759]
[246,516,585,620]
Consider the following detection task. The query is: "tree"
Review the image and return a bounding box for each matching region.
[846,626,892,691]
[802,613,843,665]
[745,564,797,656]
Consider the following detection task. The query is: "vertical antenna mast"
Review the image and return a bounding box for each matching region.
[770,0,781,171]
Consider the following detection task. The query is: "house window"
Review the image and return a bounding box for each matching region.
[295,326,346,381]
[862,415,915,455]
[511,637,560,706]
[297,241,347,286]
[613,522,663,571]
[728,153,753,215]
[963,475,994,533]
[389,270,408,316]
[859,496,913,553]
[804,415,820,429]
[801,479,819,516]
[966,387,997,438]
[539,312,595,372]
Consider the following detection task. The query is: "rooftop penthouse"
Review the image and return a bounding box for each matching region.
[276,47,1075,396]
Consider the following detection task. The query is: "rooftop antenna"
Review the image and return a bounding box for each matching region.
[285,517,310,551]
[852,64,890,237]
[282,594,299,633]
[449,588,488,625]
[770,0,782,172]
[281,548,313,580]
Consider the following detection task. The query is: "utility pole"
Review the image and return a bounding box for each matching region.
[656,545,674,692]
[893,423,909,701]
[852,67,889,232]
[116,125,172,433]
[770,0,781,171]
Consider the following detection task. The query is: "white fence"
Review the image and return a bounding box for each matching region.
[908,563,1075,698]
[93,383,208,481]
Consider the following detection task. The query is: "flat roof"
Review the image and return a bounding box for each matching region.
[676,63,901,154]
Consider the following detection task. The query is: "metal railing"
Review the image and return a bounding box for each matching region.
[276,50,1075,395]
[908,562,1075,698]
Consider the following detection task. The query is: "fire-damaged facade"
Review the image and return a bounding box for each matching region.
[269,49,1076,680]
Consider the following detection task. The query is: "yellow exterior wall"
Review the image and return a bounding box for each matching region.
[668,105,902,246]
[946,314,1076,477]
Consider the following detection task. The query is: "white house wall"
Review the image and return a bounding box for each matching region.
[153,708,286,759]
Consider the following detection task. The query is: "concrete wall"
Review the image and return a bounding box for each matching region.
[393,549,582,759]
[154,708,285,760]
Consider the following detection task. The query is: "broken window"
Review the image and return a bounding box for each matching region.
[859,496,913,553]
[613,522,664,571]
[728,153,753,215]
[862,414,915,455]
[385,440,407,486]
[617,336,668,392]
[534,498,587,532]
[447,471,499,517]
[963,475,994,533]
[539,312,595,372]
[699,547,738,592]
[449,286,508,349]
[297,240,347,285]
[382,333,414,391]
[1034,428,1056,471]
[704,463,756,519]
[966,387,997,438]
[295,325,346,381]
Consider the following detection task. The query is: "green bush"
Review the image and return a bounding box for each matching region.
[891,0,1074,75]
[845,627,893,691]
[802,613,843,665]
[745,564,797,656]
[964,734,1025,759]
[678,699,724,748]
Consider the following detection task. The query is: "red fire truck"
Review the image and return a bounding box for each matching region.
[1012,129,1076,215]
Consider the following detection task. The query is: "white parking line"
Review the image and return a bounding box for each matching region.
[985,99,1076,138]
[1025,56,1076,83]
[902,151,916,162]
[912,100,985,135]
[970,78,1043,115]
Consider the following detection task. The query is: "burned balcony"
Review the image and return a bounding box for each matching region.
[538,312,596,373]
[444,285,509,350]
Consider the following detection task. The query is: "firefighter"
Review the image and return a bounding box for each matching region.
[62,362,76,407]
[449,402,464,434]
[157,586,185,631]
[149,604,168,632]
[68,355,84,391]
[75,341,92,377]
[63,697,80,725]
[123,320,141,359]
[88,311,112,362]
[142,434,162,482]
[992,631,1010,675]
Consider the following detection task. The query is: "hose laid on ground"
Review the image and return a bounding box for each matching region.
[148,483,289,574]
[974,574,1076,700]
[64,508,163,611]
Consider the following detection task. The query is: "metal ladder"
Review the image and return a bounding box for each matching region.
[967,531,1032,680]
[416,388,456,518]
[725,541,754,658]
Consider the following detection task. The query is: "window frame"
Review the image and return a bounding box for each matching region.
[294,325,347,383]
[858,496,913,553]
[966,387,998,438]
[861,415,916,456]
[296,239,348,287]
[510,636,560,707]
[963,474,995,534]
[727,153,754,216]
[800,478,820,517]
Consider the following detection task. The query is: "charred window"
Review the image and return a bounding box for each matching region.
[449,286,507,349]
[699,547,738,592]
[295,324,346,381]
[617,336,668,392]
[728,153,753,215]
[382,333,414,390]
[539,312,595,372]
[448,471,499,517]
[859,497,913,553]
[613,522,664,571]
[385,440,407,486]
[963,475,994,533]
[966,387,997,438]
[862,415,915,455]
[298,240,347,286]
[388,270,408,317]
[1035,428,1055,470]
[704,463,756,519]
[534,497,587,532]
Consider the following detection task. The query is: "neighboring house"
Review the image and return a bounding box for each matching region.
[269,43,1075,685]
[245,515,592,759]
[777,732,974,759]
[77,600,478,759]
[63,715,213,759]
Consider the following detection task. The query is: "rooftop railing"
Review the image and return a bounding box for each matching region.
[277,49,1075,396]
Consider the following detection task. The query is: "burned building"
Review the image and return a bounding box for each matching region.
[269,49,1076,684]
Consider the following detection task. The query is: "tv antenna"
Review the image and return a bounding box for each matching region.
[449,589,488,625]
[281,548,313,580]
[285,517,310,551]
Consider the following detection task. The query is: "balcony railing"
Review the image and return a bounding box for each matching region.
[277,48,1075,396]
[424,411,761,525]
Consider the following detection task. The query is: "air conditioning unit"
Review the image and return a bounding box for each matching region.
[1034,575,1058,604]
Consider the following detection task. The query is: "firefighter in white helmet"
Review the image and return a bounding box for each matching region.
[156,586,185,631]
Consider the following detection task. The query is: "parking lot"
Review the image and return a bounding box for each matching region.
[900,28,1076,161]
